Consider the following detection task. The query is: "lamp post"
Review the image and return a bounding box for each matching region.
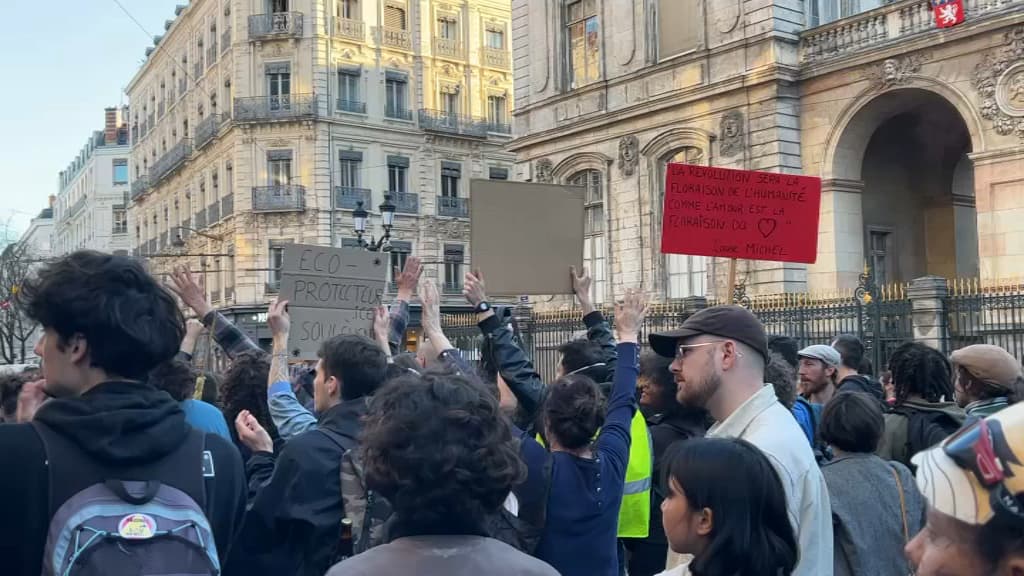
[352,193,396,252]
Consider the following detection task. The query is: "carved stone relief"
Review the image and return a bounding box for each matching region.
[618,135,639,176]
[718,110,745,158]
[715,0,742,33]
[535,158,554,183]
[865,53,930,90]
[974,26,1024,139]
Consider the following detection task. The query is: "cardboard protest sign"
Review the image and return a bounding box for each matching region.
[278,244,387,359]
[661,164,822,264]
[470,179,585,295]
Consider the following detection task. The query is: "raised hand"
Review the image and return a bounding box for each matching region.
[168,265,213,319]
[463,270,487,308]
[419,278,442,336]
[614,288,648,344]
[235,410,274,453]
[16,379,48,423]
[571,266,595,315]
[373,306,392,357]
[395,256,422,301]
[268,299,291,339]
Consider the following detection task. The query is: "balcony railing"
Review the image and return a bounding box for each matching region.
[437,195,469,218]
[147,239,157,256]
[67,195,87,220]
[151,139,192,183]
[130,175,150,200]
[434,37,463,58]
[376,26,411,50]
[486,120,512,134]
[336,99,366,114]
[335,186,372,210]
[233,94,318,123]
[335,17,365,41]
[195,114,221,150]
[206,45,218,66]
[418,109,488,138]
[194,208,207,229]
[159,232,168,251]
[800,0,1022,64]
[249,12,304,40]
[222,28,232,52]
[385,106,414,121]
[390,191,419,214]
[147,114,155,129]
[253,185,306,212]
[221,194,234,218]
[482,47,510,69]
[207,200,221,224]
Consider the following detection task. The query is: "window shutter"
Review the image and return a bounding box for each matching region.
[387,155,410,167]
[384,5,406,29]
[390,240,412,253]
[441,161,462,177]
[339,150,363,161]
[443,244,464,263]
[489,167,509,180]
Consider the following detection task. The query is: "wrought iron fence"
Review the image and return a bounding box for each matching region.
[221,194,234,218]
[336,186,371,210]
[195,114,221,150]
[419,109,488,138]
[390,191,418,214]
[252,185,306,212]
[249,12,303,40]
[437,195,469,218]
[233,94,318,123]
[945,278,1024,359]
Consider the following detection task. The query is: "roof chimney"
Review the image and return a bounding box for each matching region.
[49,195,56,208]
[104,107,118,145]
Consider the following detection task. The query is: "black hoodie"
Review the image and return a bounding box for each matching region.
[838,373,886,402]
[0,381,246,576]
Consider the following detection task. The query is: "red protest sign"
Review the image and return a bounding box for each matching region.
[661,164,822,264]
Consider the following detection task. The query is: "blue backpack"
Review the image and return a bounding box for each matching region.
[34,423,220,576]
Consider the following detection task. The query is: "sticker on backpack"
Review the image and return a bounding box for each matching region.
[118,513,157,539]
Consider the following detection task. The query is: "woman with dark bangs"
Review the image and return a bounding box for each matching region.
[657,437,798,576]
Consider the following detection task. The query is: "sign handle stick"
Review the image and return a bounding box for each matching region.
[727,258,737,305]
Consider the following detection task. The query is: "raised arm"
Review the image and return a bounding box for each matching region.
[387,256,421,355]
[573,266,617,366]
[420,278,475,377]
[168,265,261,359]
[465,270,546,421]
[266,299,318,439]
[177,319,205,363]
[597,289,646,476]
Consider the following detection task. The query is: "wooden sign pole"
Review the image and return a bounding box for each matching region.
[727,258,737,305]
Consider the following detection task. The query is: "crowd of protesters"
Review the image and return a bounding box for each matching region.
[1,249,1024,576]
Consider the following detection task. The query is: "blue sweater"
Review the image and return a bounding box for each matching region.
[181,399,232,441]
[532,342,639,576]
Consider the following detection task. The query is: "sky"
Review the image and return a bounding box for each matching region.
[0,0,180,238]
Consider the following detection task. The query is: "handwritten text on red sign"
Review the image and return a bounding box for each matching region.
[661,164,822,264]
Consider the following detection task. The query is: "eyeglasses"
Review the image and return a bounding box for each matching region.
[675,341,744,360]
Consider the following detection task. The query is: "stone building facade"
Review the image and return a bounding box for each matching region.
[510,0,1024,303]
[54,107,131,257]
[126,0,514,347]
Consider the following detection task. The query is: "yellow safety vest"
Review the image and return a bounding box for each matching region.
[535,410,652,538]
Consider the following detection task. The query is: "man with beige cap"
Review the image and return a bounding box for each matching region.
[950,344,1022,425]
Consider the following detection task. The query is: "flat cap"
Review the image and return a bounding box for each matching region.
[798,344,841,368]
[950,344,1023,394]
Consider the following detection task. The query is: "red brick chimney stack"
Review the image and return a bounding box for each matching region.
[104,107,118,145]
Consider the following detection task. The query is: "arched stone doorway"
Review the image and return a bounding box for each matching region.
[826,88,980,286]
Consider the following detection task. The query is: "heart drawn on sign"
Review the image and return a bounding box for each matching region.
[757,218,778,238]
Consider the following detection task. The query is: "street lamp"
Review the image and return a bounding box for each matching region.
[171,226,224,247]
[352,193,396,251]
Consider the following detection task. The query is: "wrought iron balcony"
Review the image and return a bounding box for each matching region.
[249,12,304,40]
[147,239,157,255]
[221,194,234,218]
[147,114,155,129]
[385,106,413,121]
[233,94,318,123]
[67,195,87,220]
[159,232,168,251]
[194,208,207,229]
[336,99,366,114]
[130,175,150,200]
[195,114,221,150]
[150,139,192,184]
[376,26,411,50]
[418,109,488,138]
[206,45,218,66]
[434,37,463,59]
[437,195,469,218]
[222,28,232,52]
[207,201,221,224]
[390,191,419,214]
[335,186,371,210]
[253,185,306,213]
[335,17,365,41]
[486,121,512,134]
[482,47,510,69]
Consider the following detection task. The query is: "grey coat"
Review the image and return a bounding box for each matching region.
[821,453,925,576]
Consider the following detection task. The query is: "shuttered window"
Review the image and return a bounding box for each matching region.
[385,4,407,30]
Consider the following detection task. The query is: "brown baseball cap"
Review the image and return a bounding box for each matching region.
[950,344,1023,394]
[649,305,769,361]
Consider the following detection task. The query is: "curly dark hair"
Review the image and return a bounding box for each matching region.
[0,373,29,421]
[148,359,200,402]
[220,350,277,441]
[19,251,183,381]
[767,335,799,370]
[888,342,954,406]
[543,373,606,450]
[765,352,797,410]
[361,370,526,536]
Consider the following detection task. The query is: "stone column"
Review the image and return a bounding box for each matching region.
[808,178,865,292]
[908,275,948,351]
[970,148,1024,281]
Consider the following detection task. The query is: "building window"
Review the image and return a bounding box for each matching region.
[566,0,601,89]
[388,158,408,193]
[113,208,127,234]
[441,162,460,198]
[268,151,292,186]
[385,73,408,117]
[569,169,606,304]
[384,3,407,29]
[388,241,412,287]
[487,95,506,125]
[113,159,129,184]
[441,91,459,115]
[211,258,222,302]
[486,27,505,49]
[339,0,359,19]
[267,65,291,110]
[437,16,457,40]
[211,170,220,200]
[655,0,701,60]
[271,0,289,13]
[489,166,509,180]
[338,68,361,108]
[810,0,885,26]
[268,243,285,291]
[338,153,362,188]
[444,244,464,293]
[664,148,707,298]
[870,229,892,286]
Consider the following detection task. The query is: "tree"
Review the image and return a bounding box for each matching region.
[0,242,38,364]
